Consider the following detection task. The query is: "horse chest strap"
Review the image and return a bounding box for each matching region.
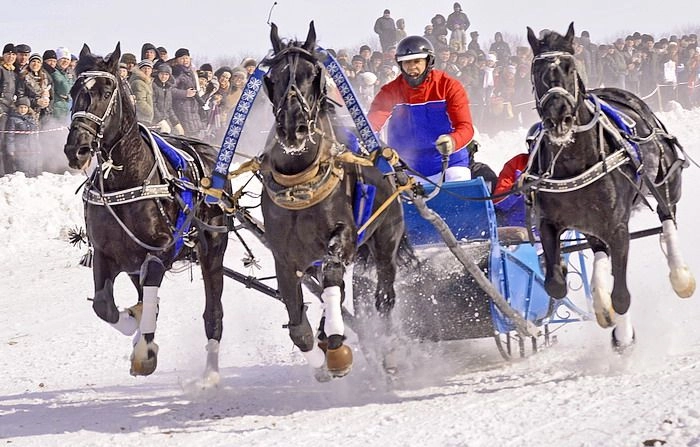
[266,162,344,210]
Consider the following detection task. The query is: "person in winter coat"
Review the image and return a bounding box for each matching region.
[1,43,20,175]
[489,32,512,67]
[374,9,397,52]
[49,47,74,122]
[151,64,182,135]
[171,48,205,139]
[430,14,449,40]
[20,53,53,126]
[368,35,475,182]
[130,60,154,125]
[446,2,470,33]
[6,97,40,176]
[141,43,158,64]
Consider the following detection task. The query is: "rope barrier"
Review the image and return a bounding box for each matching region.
[0,126,68,135]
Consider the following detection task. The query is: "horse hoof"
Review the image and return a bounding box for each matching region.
[326,345,353,378]
[611,329,636,354]
[130,341,159,376]
[670,267,695,298]
[545,280,567,300]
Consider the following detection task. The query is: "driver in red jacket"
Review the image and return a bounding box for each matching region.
[368,36,475,182]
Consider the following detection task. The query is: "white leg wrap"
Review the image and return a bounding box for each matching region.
[302,344,326,369]
[203,339,221,387]
[662,220,696,298]
[140,287,159,333]
[592,251,612,291]
[110,310,139,336]
[322,286,344,336]
[662,220,685,270]
[613,311,634,345]
[591,251,615,327]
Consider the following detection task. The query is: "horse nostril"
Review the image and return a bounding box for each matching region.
[77,146,92,157]
[563,116,574,127]
[543,118,555,130]
[296,124,308,135]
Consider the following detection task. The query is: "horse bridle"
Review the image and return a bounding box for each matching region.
[70,70,133,170]
[267,47,325,148]
[531,51,581,114]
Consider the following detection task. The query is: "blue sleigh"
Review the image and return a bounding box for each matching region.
[353,177,593,358]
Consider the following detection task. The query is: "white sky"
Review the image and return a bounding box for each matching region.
[2,0,698,64]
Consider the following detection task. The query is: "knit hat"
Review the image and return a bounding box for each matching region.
[214,66,232,78]
[16,97,31,107]
[118,62,128,70]
[28,53,42,63]
[120,53,137,65]
[175,48,190,58]
[15,44,31,53]
[241,58,257,68]
[42,49,57,60]
[3,43,15,54]
[137,59,154,69]
[157,46,167,54]
[140,42,157,60]
[359,45,371,53]
[199,63,213,72]
[55,47,71,60]
[197,70,208,79]
[157,64,172,74]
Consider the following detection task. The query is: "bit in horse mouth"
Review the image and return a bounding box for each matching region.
[280,141,308,155]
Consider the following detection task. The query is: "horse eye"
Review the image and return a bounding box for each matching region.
[103,91,111,100]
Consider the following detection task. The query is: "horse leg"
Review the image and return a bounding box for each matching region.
[605,226,636,349]
[320,223,354,378]
[198,235,227,386]
[91,252,140,336]
[661,219,695,298]
[587,237,615,329]
[277,262,327,379]
[130,254,164,376]
[539,221,567,299]
[370,230,400,374]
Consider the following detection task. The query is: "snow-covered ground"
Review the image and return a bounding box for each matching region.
[1,106,700,447]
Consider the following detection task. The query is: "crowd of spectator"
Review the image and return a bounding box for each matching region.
[363,4,700,135]
[2,3,700,178]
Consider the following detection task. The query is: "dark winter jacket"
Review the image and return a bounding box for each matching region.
[152,78,180,126]
[447,10,470,32]
[6,111,38,153]
[0,64,19,112]
[171,64,205,136]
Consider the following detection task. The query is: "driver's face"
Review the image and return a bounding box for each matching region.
[400,58,427,78]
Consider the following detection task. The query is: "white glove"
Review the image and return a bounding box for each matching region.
[435,134,455,157]
[157,120,171,134]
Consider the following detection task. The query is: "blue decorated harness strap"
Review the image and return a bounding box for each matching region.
[206,65,269,204]
[317,47,381,154]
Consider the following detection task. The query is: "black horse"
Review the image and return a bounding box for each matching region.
[64,44,229,382]
[526,23,695,349]
[259,22,405,379]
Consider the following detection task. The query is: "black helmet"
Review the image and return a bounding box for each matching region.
[395,36,435,86]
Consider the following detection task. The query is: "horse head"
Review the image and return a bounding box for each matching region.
[527,23,584,146]
[64,43,130,170]
[264,21,326,156]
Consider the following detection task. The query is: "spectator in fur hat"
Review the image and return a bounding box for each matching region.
[241,58,257,76]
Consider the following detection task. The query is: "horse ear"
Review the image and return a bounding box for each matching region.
[106,42,121,73]
[565,22,575,43]
[80,44,91,59]
[527,27,539,53]
[303,21,317,52]
[270,22,282,54]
